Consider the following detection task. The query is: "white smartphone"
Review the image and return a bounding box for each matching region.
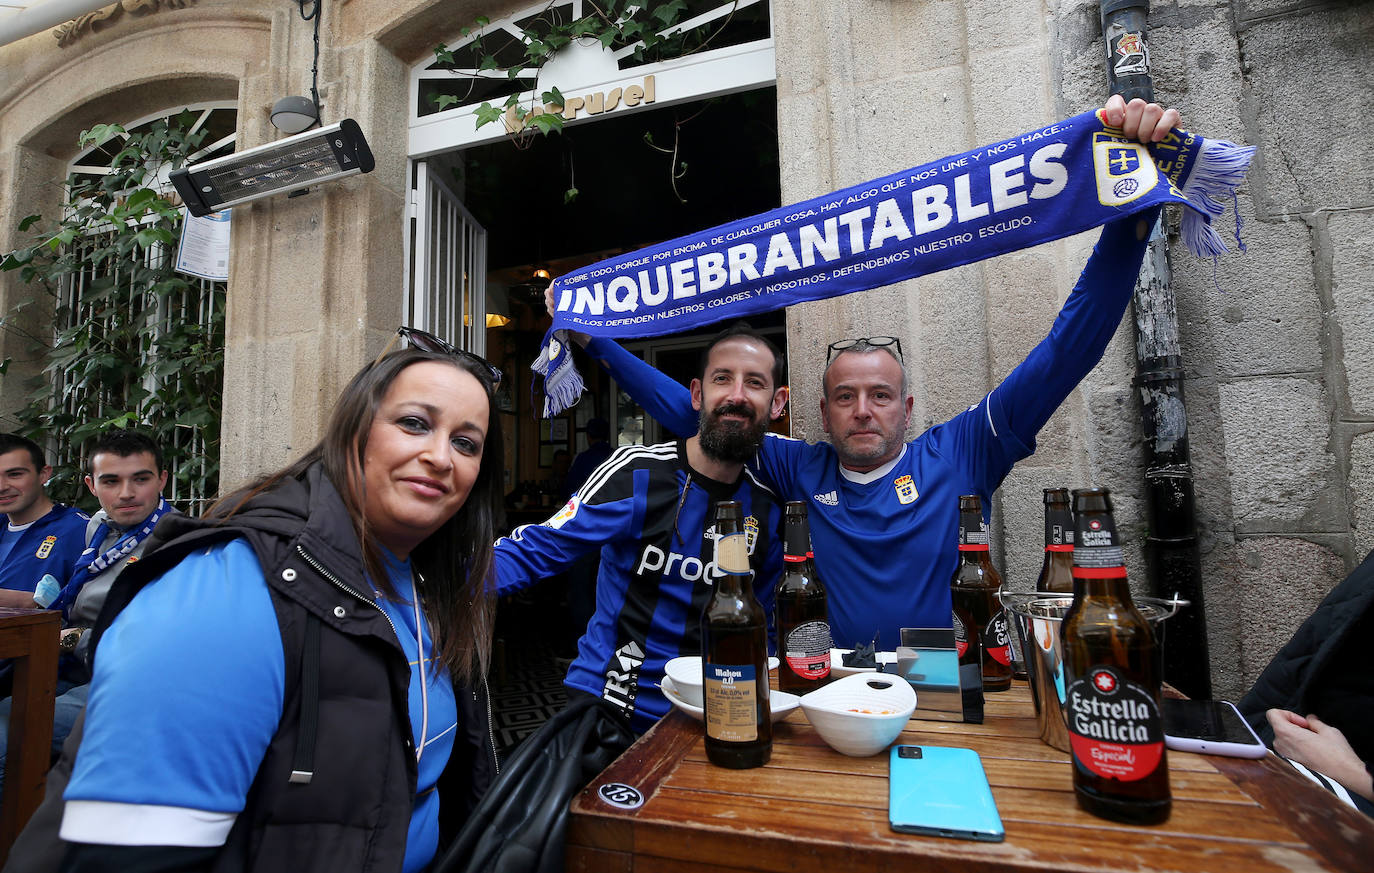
[888,745,1005,841]
[1163,698,1267,758]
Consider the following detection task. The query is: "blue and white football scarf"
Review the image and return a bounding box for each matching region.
[49,496,169,619]
[535,108,1253,415]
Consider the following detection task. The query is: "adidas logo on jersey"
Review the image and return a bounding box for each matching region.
[813,491,838,506]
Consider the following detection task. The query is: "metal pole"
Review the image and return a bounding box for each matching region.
[1099,0,1212,697]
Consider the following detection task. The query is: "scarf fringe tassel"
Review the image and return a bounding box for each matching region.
[1178,137,1256,259]
[532,330,586,416]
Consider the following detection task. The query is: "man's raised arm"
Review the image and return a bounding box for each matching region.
[545,290,700,438]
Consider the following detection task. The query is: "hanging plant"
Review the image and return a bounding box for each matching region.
[430,1,743,138]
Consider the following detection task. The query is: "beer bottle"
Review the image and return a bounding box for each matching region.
[1036,487,1075,594]
[701,500,772,768]
[949,495,1011,693]
[1061,488,1170,824]
[774,501,832,693]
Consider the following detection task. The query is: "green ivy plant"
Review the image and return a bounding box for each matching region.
[0,112,224,512]
[432,1,738,200]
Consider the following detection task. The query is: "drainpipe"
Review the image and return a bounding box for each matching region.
[1099,0,1212,698]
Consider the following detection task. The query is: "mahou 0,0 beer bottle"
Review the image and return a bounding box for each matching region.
[1061,487,1170,824]
[775,501,832,693]
[949,495,1011,692]
[1036,488,1075,594]
[702,500,772,768]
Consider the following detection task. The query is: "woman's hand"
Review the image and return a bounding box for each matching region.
[1099,94,1180,144]
[1267,708,1374,801]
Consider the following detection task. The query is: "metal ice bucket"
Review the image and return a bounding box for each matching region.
[1000,592,1182,752]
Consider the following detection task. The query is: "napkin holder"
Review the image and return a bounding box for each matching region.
[896,627,983,724]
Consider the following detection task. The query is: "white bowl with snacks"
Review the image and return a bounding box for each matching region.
[799,672,917,757]
[660,677,800,723]
[662,655,780,709]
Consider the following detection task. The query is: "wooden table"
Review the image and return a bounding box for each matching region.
[0,608,59,864]
[567,682,1374,872]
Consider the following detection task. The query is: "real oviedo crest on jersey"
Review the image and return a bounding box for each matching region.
[35,535,57,559]
[1065,665,1165,781]
[893,475,918,505]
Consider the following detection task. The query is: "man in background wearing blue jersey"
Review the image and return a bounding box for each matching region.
[0,429,173,785]
[0,433,88,608]
[495,324,787,734]
[551,96,1181,656]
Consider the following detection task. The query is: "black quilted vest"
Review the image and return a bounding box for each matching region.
[89,464,496,872]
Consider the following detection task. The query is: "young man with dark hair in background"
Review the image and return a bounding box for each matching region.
[0,432,89,608]
[0,428,175,784]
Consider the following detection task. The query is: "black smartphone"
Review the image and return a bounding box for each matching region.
[1162,698,1267,758]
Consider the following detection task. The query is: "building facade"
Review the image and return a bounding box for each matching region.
[1,0,1370,699]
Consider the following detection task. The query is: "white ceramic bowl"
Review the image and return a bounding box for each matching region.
[799,672,917,757]
[663,656,704,707]
[663,655,780,709]
[660,677,800,723]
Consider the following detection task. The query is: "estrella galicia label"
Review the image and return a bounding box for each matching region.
[1066,665,1165,782]
[598,782,645,810]
[983,610,1011,666]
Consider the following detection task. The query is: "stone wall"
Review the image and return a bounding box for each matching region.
[777,0,1374,699]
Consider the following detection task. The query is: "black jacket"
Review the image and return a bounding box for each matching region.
[61,464,496,872]
[1239,548,1374,762]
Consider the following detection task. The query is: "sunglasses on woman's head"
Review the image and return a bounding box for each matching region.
[374,326,503,385]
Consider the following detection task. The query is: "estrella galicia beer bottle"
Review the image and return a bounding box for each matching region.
[949,495,1012,692]
[702,500,772,768]
[1036,488,1075,594]
[1061,488,1170,824]
[775,501,832,693]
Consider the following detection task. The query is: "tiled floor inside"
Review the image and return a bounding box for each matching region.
[489,587,573,760]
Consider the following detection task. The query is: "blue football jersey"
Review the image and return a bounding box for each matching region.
[495,439,783,734]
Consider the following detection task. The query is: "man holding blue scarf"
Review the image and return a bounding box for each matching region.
[543,97,1214,654]
[0,429,175,784]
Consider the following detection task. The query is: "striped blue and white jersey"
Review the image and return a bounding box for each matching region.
[494,438,783,734]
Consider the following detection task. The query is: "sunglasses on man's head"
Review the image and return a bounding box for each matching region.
[826,335,903,363]
[375,326,503,385]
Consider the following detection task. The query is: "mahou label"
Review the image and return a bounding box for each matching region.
[1065,665,1164,781]
[704,663,760,742]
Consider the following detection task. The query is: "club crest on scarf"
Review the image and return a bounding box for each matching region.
[1092,134,1157,206]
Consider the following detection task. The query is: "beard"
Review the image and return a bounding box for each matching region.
[834,427,904,469]
[697,402,768,463]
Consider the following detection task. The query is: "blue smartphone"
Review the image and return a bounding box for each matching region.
[888,745,1005,841]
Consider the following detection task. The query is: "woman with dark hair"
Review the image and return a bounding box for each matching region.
[51,338,506,873]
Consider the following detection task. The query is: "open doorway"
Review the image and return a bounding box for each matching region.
[437,87,784,510]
